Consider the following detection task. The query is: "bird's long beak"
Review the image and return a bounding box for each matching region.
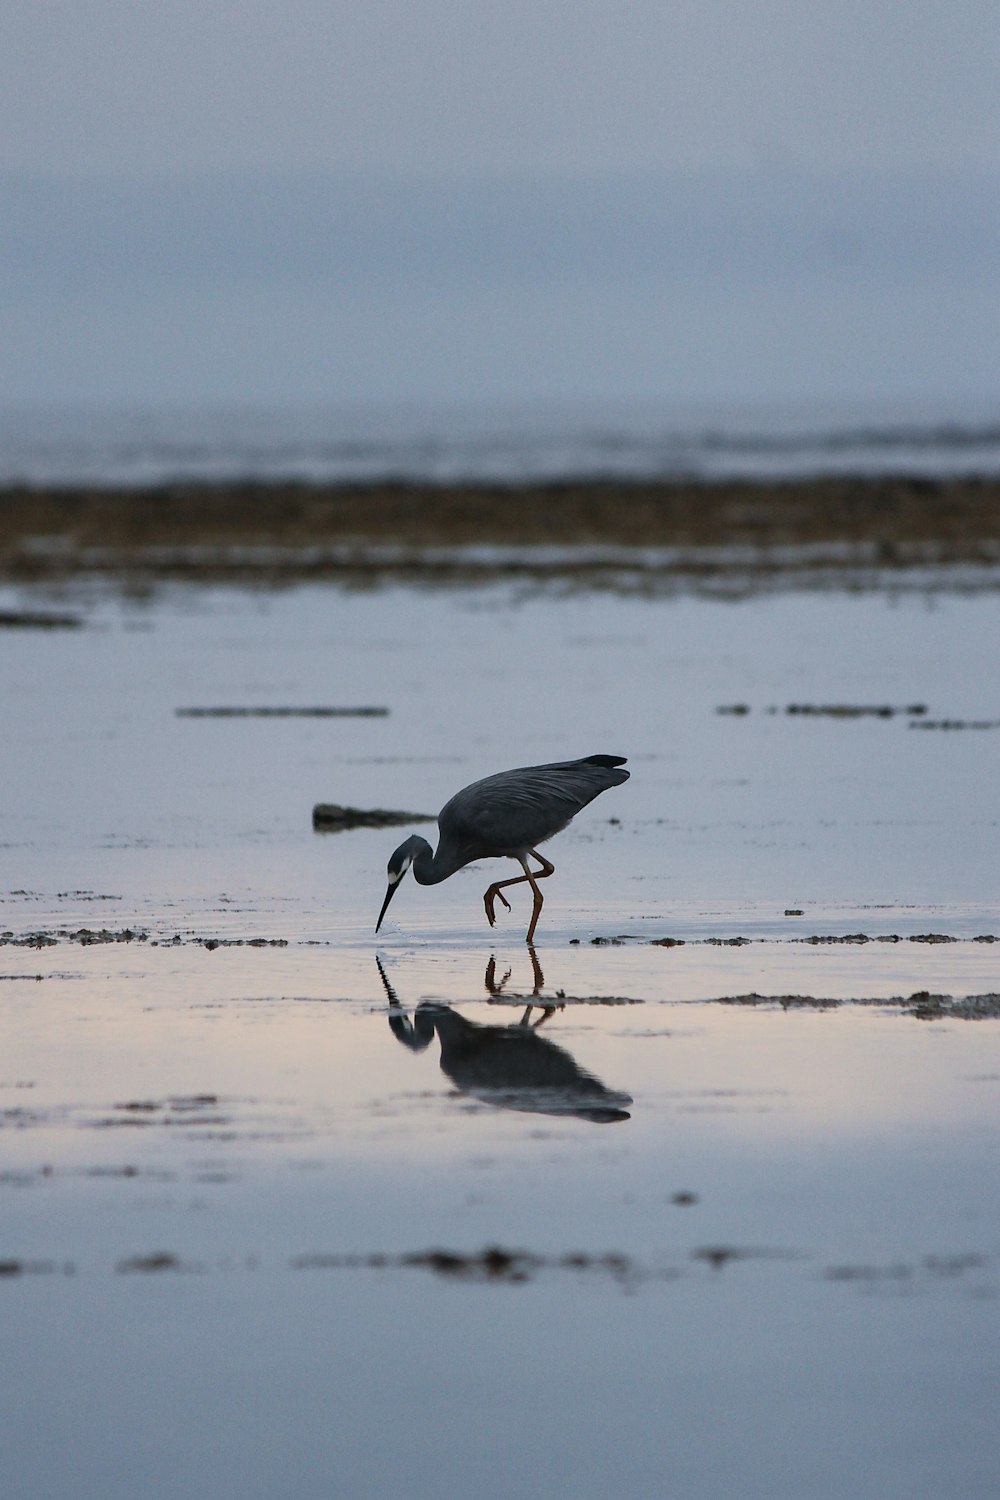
[376,880,399,933]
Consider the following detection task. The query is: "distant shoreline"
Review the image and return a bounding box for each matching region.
[3,475,999,589]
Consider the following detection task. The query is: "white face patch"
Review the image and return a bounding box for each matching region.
[387,854,413,885]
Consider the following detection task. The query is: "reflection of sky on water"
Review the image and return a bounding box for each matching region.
[2,579,999,1500]
[3,937,998,1500]
[3,942,996,1214]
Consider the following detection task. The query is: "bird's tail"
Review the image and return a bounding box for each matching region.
[583,754,628,768]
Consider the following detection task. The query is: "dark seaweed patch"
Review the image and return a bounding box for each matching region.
[0,927,147,947]
[312,804,435,832]
[178,705,388,718]
[116,1253,184,1274]
[718,703,928,719]
[910,718,1000,730]
[0,609,81,629]
[712,991,1000,1019]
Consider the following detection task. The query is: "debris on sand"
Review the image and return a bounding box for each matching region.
[0,927,147,947]
[312,803,434,832]
[714,991,1000,1019]
[783,702,927,718]
[0,1258,75,1277]
[906,992,1000,1020]
[197,936,288,949]
[290,1243,798,1285]
[716,993,843,1010]
[798,933,871,944]
[177,705,388,718]
[116,1252,185,1274]
[290,1245,638,1285]
[909,718,1000,730]
[790,932,997,945]
[0,608,82,629]
[719,702,928,719]
[401,1247,539,1282]
[718,703,1000,730]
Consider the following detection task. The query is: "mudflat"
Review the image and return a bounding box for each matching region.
[2,476,1000,585]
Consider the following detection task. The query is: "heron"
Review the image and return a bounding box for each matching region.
[375,754,629,942]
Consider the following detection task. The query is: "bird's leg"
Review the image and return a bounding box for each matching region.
[523,850,555,945]
[483,852,555,939]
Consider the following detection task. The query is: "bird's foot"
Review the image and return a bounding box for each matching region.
[484,885,511,926]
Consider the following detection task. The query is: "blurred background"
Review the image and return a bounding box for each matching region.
[2,1,997,434]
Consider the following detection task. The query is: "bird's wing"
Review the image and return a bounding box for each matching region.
[440,758,628,855]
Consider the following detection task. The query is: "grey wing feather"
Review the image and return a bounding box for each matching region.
[439,756,629,858]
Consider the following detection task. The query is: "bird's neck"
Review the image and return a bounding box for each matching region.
[410,836,451,886]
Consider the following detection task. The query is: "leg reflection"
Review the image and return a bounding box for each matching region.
[484,946,562,1026]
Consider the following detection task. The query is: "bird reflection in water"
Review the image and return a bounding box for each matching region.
[377,953,632,1124]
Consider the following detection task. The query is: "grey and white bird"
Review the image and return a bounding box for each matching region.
[375,754,629,942]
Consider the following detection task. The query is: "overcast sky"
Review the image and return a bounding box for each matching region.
[2,2,998,405]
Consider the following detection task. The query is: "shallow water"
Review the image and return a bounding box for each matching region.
[2,578,999,1500]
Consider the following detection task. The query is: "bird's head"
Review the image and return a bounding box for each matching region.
[375,835,424,932]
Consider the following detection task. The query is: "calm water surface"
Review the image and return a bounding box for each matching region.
[2,578,998,1500]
